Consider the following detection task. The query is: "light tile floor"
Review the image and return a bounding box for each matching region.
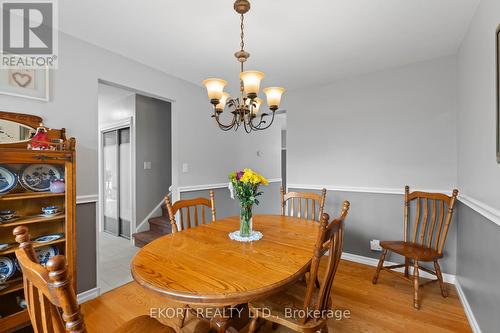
[98,232,138,294]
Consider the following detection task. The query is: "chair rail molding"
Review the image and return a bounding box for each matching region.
[76,194,98,204]
[178,178,282,193]
[287,184,500,227]
[458,194,500,227]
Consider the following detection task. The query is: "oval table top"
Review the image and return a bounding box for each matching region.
[131,214,319,306]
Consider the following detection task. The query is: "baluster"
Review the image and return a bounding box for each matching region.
[412,198,420,242]
[427,200,437,247]
[434,201,445,250]
[419,199,428,244]
[298,198,302,218]
[186,207,191,229]
[305,199,309,220]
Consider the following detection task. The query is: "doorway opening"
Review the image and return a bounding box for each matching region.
[97,81,172,294]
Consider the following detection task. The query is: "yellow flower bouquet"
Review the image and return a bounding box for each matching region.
[228,168,268,239]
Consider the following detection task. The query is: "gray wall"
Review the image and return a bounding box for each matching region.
[135,95,172,224]
[290,188,458,274]
[180,182,282,221]
[456,204,500,333]
[76,202,97,293]
[284,55,458,191]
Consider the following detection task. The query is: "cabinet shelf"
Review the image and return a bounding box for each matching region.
[0,238,65,255]
[0,192,65,201]
[0,277,23,296]
[0,214,65,228]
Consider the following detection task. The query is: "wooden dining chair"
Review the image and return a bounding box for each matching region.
[280,186,327,222]
[165,190,216,233]
[372,186,459,309]
[13,226,176,333]
[248,202,350,333]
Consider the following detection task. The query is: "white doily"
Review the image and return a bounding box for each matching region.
[228,230,263,242]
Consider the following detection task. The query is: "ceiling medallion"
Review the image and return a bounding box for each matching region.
[202,0,285,133]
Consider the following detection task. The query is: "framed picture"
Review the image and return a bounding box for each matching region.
[0,67,49,101]
[497,25,500,163]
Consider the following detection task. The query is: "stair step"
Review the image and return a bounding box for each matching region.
[133,230,165,248]
[148,217,171,233]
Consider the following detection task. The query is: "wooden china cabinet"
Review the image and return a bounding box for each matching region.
[0,111,76,333]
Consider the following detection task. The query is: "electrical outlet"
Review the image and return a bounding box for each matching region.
[143,161,152,170]
[182,163,189,173]
[370,239,382,251]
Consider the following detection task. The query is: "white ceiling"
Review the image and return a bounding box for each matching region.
[60,0,479,92]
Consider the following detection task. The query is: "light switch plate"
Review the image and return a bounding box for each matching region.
[144,161,152,170]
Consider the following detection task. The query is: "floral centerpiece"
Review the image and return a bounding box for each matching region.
[228,168,268,241]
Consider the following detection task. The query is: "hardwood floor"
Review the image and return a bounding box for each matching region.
[81,260,471,333]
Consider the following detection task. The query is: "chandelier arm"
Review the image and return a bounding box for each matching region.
[213,108,238,131]
[254,111,276,131]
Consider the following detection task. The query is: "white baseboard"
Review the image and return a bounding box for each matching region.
[77,287,100,304]
[341,252,455,284]
[455,279,482,333]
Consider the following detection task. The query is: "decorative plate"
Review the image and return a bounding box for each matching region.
[0,256,15,279]
[0,166,18,193]
[34,233,64,243]
[0,243,13,251]
[20,164,63,192]
[36,245,59,266]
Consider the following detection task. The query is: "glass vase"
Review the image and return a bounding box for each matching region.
[239,203,253,237]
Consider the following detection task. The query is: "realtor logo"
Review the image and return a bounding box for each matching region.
[1,0,58,68]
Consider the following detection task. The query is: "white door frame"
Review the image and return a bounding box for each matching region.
[96,80,178,296]
[98,117,135,238]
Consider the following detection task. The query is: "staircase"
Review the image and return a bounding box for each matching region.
[133,203,172,248]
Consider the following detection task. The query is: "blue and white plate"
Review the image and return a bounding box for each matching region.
[36,245,59,266]
[0,166,17,194]
[0,243,13,251]
[34,233,64,243]
[0,256,15,279]
[20,164,63,192]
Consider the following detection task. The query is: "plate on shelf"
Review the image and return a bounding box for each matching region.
[0,243,14,251]
[20,164,63,192]
[0,256,15,279]
[36,245,59,266]
[34,233,64,243]
[0,166,17,193]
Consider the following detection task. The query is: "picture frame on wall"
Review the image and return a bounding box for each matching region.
[0,67,49,102]
[497,25,500,163]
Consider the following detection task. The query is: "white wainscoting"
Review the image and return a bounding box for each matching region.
[287,184,500,227]
[178,178,282,193]
[76,194,98,204]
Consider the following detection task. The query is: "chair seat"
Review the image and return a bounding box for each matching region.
[380,241,441,261]
[114,315,176,333]
[248,280,326,332]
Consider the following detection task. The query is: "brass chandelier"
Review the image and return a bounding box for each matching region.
[202,0,285,133]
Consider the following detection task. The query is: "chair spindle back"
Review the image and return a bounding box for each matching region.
[302,202,349,323]
[280,186,327,221]
[404,186,459,256]
[13,226,86,333]
[165,190,216,233]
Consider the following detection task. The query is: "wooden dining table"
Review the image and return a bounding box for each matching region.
[131,214,319,333]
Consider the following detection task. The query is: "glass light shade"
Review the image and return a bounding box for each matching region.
[215,92,230,111]
[202,78,227,102]
[263,87,285,109]
[240,71,265,97]
[251,97,263,114]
